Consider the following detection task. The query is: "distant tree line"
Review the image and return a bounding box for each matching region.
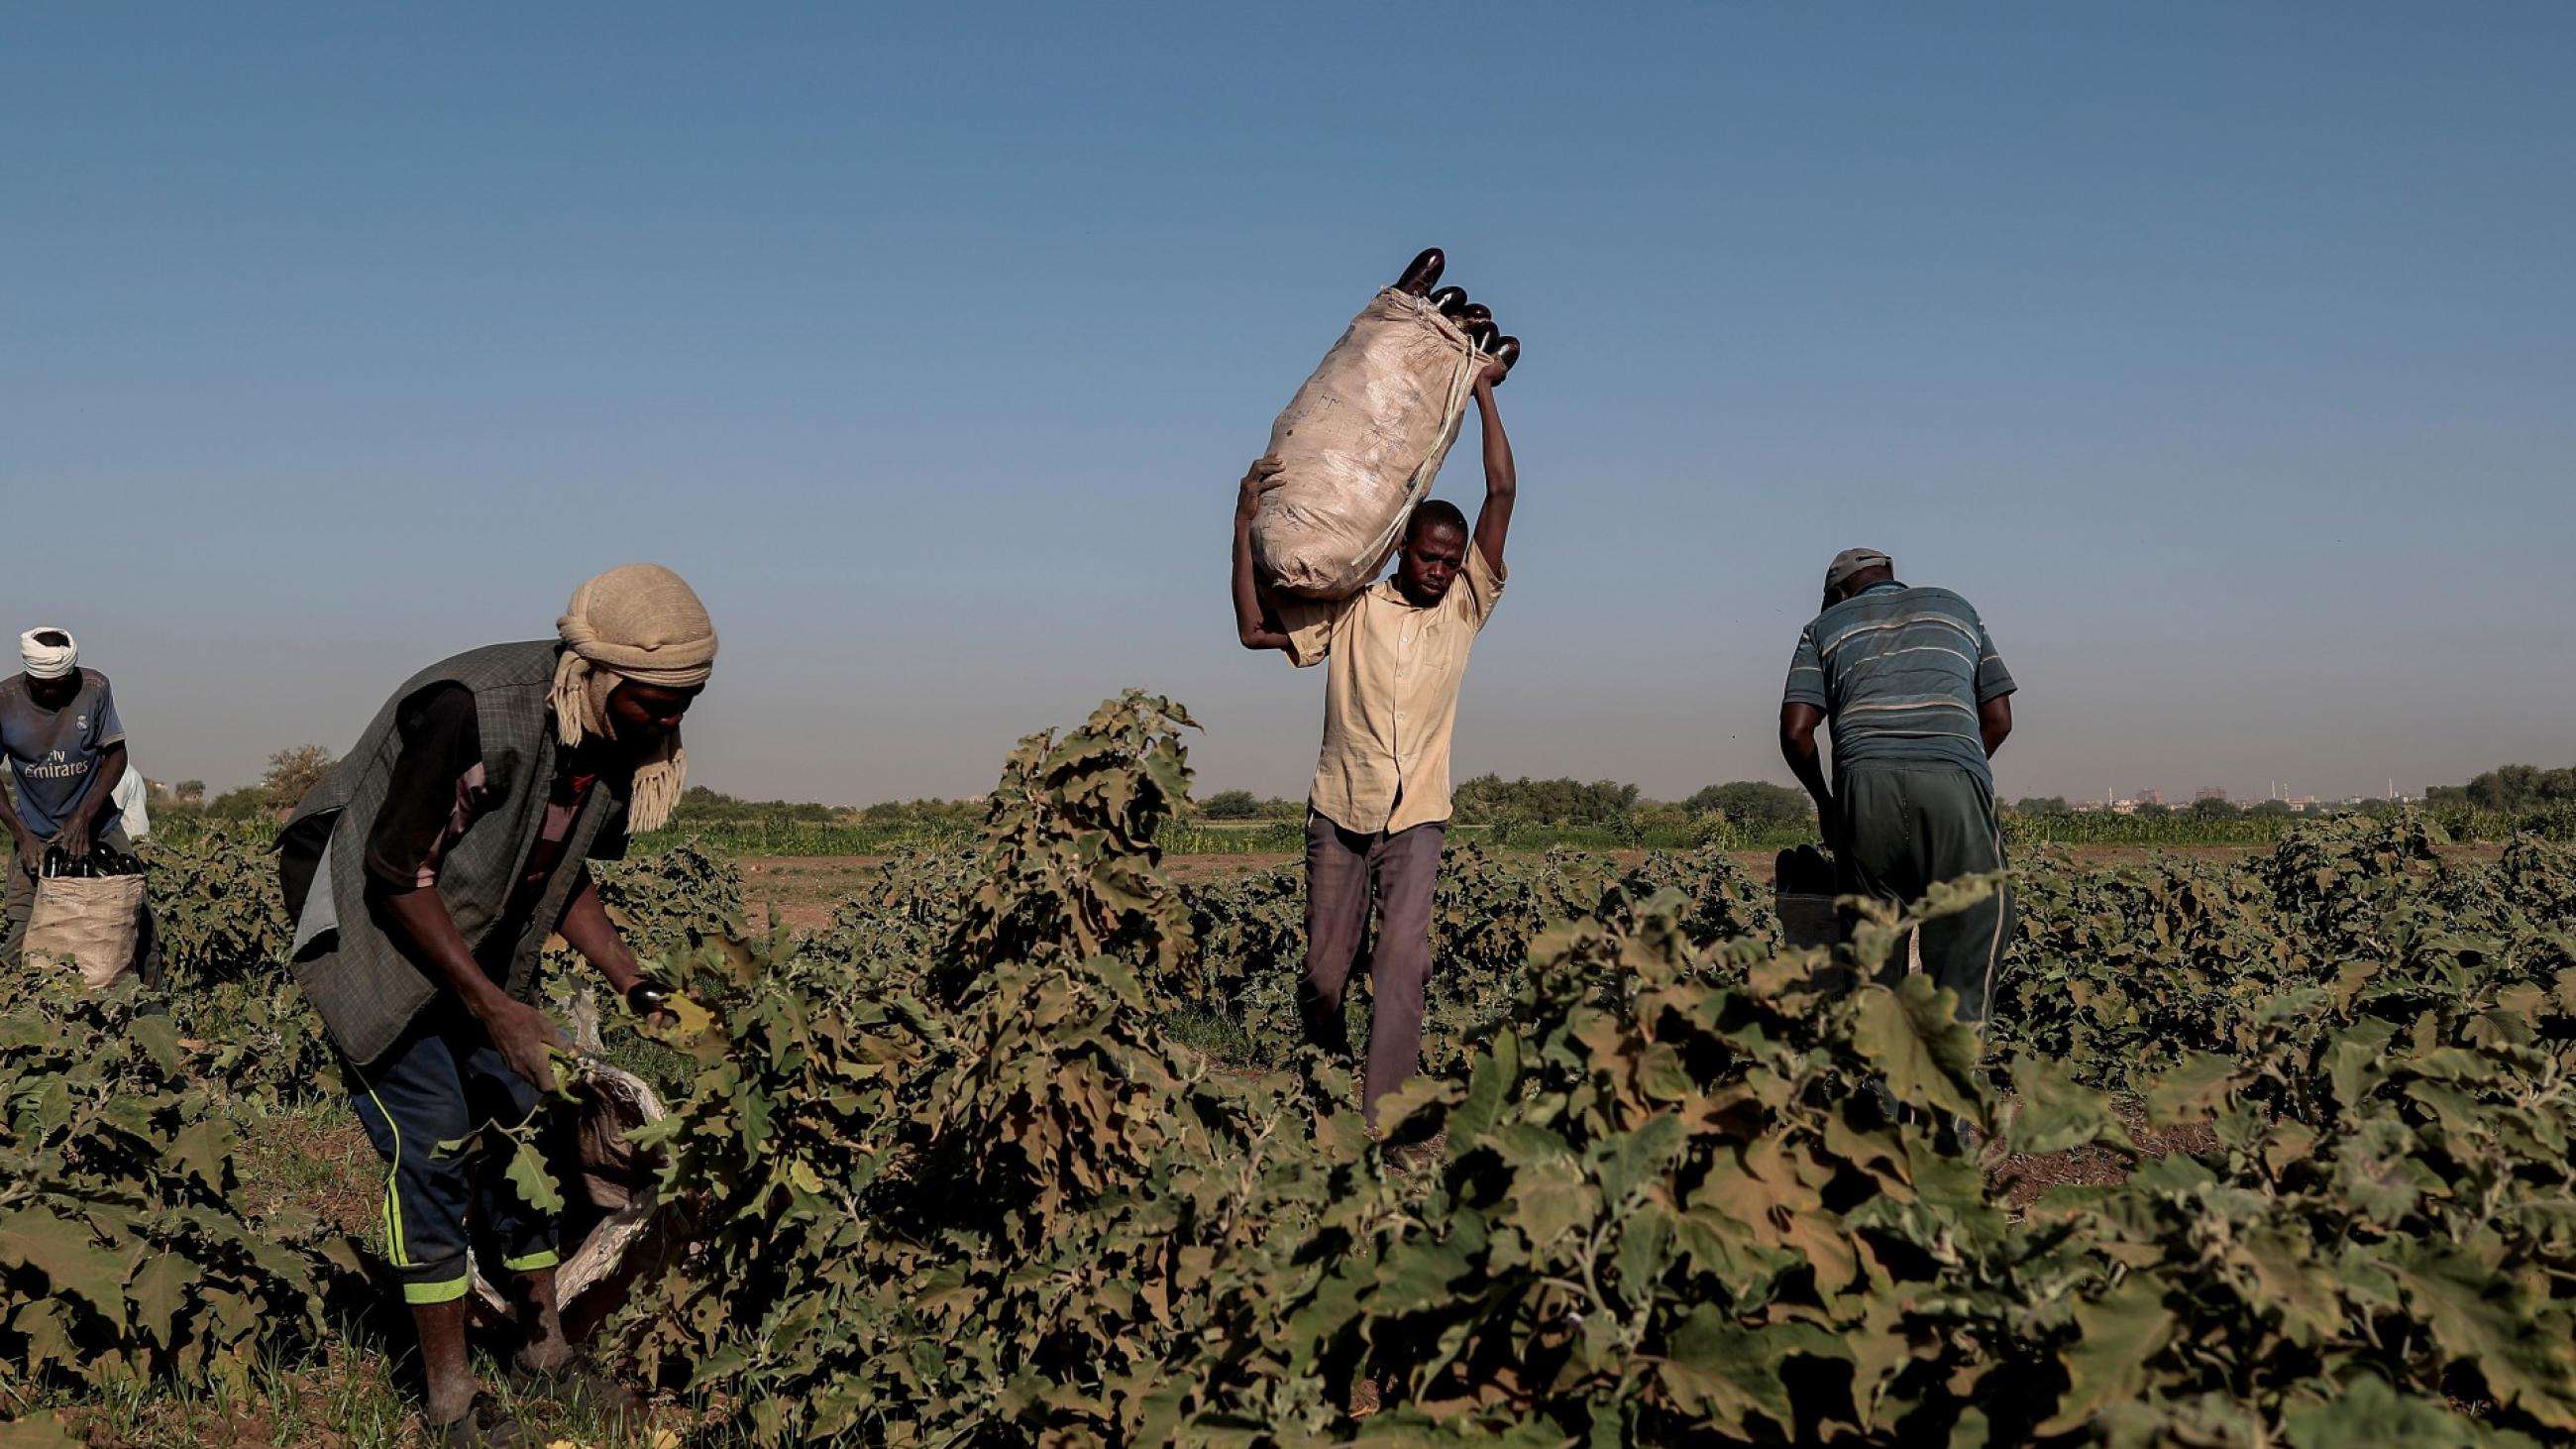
[2426,765,2576,814]
[2011,794,2316,820]
[180,744,337,820]
[1193,790,1303,821]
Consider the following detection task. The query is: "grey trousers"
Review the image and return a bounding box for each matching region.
[3,822,161,989]
[1300,813,1446,1125]
[1833,761,2013,1028]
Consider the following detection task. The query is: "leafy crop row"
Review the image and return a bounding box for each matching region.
[0,977,354,1404]
[605,693,2576,1444]
[21,694,2576,1442]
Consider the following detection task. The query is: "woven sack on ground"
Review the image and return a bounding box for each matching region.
[471,1059,668,1324]
[25,873,147,990]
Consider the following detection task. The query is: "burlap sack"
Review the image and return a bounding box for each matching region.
[471,1059,668,1325]
[1253,287,1488,600]
[25,874,147,990]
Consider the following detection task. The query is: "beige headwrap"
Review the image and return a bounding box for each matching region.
[550,564,717,834]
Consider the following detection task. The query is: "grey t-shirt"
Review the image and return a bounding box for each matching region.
[1781,582,2015,787]
[0,670,127,839]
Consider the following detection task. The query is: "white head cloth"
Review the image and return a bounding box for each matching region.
[20,629,77,680]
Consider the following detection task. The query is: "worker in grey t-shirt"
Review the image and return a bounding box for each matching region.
[1778,550,2017,1029]
[2,627,154,978]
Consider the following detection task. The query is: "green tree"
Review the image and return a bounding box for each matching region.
[1679,781,1812,831]
[2012,796,2073,816]
[1451,775,1641,828]
[1197,790,1264,820]
[2190,797,2240,819]
[2426,764,2576,812]
[208,785,267,818]
[173,779,206,806]
[259,745,337,815]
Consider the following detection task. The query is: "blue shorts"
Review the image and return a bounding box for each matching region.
[346,1003,561,1304]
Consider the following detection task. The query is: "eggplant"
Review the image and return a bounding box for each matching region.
[1459,302,1493,330]
[1491,336,1522,380]
[1427,286,1467,318]
[1394,247,1446,296]
[1466,322,1499,353]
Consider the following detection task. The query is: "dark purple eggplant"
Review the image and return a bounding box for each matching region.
[1459,302,1493,331]
[1467,322,1499,353]
[1491,336,1521,380]
[1394,247,1446,296]
[1428,286,1467,318]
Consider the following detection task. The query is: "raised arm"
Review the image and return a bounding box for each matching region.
[1468,360,1515,573]
[1232,456,1294,652]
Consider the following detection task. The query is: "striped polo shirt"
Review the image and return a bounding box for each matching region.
[1782,580,2015,785]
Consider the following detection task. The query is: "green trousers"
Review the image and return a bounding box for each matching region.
[1833,761,2013,1028]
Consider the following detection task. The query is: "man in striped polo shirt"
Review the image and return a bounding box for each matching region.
[1779,548,2017,1028]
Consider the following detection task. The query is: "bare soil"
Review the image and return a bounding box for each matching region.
[1990,1100,2221,1211]
[233,1107,381,1238]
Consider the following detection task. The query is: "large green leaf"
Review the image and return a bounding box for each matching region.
[2389,1242,2576,1429]
[1655,1304,1795,1432]
[2281,1375,2496,1448]
[1852,975,1984,1123]
[127,1251,193,1349]
[2005,1055,2135,1156]
[0,1210,131,1322]
[2038,1279,2175,1434]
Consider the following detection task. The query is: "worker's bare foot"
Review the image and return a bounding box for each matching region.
[509,1354,640,1413]
[514,1329,571,1376]
[436,1393,529,1447]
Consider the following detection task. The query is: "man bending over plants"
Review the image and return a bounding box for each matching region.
[277,564,712,1445]
[1779,548,2018,1028]
[1231,351,1514,1129]
[0,626,158,984]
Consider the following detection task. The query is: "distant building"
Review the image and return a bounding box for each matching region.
[2193,787,2229,804]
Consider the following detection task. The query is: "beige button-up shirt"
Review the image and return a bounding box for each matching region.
[1278,544,1505,836]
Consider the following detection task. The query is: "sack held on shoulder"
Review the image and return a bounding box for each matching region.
[1251,285,1491,600]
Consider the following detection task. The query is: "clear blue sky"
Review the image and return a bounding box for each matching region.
[6,4,2570,806]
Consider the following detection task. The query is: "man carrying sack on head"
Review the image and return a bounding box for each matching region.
[1779,548,2018,1031]
[277,564,713,1445]
[1231,350,1517,1131]
[1,627,158,986]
